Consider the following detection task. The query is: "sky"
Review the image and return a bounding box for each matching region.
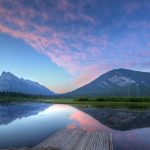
[0,0,150,93]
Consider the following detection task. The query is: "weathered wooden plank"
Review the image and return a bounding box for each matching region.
[8,128,112,150]
[36,128,113,150]
[74,132,90,150]
[63,129,85,150]
[5,129,113,150]
[54,129,79,149]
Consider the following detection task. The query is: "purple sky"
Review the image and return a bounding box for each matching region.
[0,0,150,93]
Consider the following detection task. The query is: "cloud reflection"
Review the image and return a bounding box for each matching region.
[68,108,111,131]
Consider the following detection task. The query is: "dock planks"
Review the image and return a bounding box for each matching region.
[4,129,113,150]
[35,128,113,150]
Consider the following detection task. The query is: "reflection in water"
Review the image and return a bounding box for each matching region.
[113,128,150,150]
[0,103,150,150]
[68,110,110,131]
[0,104,74,148]
[81,108,150,130]
[0,103,110,149]
[0,103,50,125]
[81,107,150,150]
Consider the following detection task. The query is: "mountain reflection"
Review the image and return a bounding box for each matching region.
[0,103,50,125]
[79,107,150,150]
[0,103,149,150]
[81,108,150,130]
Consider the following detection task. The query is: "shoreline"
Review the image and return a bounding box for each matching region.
[38,99,150,109]
[0,97,150,109]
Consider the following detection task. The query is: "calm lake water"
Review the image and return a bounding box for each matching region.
[0,103,150,150]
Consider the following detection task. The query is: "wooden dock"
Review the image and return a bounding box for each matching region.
[4,129,113,150]
[35,128,113,150]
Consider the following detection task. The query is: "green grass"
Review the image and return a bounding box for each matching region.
[36,98,150,109]
[0,93,150,109]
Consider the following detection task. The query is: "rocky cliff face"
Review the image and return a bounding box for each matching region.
[65,68,150,96]
[0,71,55,96]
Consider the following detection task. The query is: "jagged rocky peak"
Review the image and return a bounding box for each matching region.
[0,71,55,96]
[0,71,18,80]
[1,71,12,76]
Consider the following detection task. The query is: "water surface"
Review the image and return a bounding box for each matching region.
[81,107,150,150]
[0,103,150,150]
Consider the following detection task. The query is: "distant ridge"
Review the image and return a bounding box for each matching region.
[0,72,55,96]
[64,68,150,97]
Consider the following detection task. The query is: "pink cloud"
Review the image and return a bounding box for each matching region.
[57,0,74,11]
[0,0,148,93]
[72,65,100,88]
[64,13,77,21]
[80,15,96,25]
[63,10,96,25]
[0,1,101,75]
[136,50,150,57]
[124,2,139,14]
[90,47,100,55]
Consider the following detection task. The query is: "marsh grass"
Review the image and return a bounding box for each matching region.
[0,92,150,109]
[39,98,150,109]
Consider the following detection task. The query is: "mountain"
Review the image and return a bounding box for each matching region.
[0,72,55,96]
[65,68,150,97]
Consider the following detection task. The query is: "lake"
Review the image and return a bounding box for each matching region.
[0,103,150,150]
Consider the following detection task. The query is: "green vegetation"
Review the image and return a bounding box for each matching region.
[42,98,150,109]
[0,92,150,109]
[75,96,150,102]
[0,92,46,103]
